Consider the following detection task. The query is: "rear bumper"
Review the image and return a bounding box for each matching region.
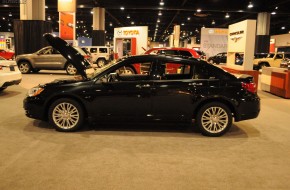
[235,96,260,122]
[0,72,22,88]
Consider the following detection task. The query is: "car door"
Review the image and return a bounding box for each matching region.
[90,58,155,120]
[33,47,65,69]
[150,60,201,121]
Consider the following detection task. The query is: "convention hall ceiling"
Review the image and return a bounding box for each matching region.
[0,0,289,42]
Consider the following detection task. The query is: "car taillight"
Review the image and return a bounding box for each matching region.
[242,82,257,93]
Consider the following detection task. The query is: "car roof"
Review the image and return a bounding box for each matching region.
[123,54,200,64]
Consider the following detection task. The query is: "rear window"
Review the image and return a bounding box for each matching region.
[194,63,234,80]
[99,48,108,53]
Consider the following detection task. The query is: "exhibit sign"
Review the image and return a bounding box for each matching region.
[59,12,75,41]
[114,26,148,57]
[200,28,228,58]
[227,19,256,70]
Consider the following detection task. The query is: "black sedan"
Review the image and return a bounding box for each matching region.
[24,34,260,137]
[207,52,227,65]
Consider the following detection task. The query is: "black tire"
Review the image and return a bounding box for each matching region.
[196,102,232,137]
[208,59,214,64]
[65,63,77,75]
[48,98,84,132]
[18,61,32,74]
[97,58,106,67]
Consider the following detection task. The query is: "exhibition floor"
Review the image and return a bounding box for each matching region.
[0,71,290,190]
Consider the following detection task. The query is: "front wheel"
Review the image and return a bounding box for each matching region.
[65,63,77,75]
[97,59,106,67]
[196,102,232,137]
[48,98,84,132]
[18,61,32,74]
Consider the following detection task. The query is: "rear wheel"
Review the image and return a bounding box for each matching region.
[48,98,84,132]
[65,63,77,75]
[97,58,106,67]
[196,102,232,137]
[18,61,32,74]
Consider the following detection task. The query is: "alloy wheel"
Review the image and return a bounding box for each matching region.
[52,102,80,130]
[66,63,77,75]
[201,106,229,134]
[18,62,31,74]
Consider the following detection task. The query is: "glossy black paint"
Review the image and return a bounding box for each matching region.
[24,55,260,127]
[207,52,227,64]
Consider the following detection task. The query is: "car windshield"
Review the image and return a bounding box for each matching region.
[267,54,275,58]
[88,61,118,79]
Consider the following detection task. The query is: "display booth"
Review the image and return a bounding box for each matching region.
[222,20,259,86]
[114,26,148,58]
[200,28,228,58]
[261,67,290,98]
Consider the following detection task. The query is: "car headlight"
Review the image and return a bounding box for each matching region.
[27,87,44,97]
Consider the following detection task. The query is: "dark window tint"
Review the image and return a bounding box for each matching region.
[194,63,233,80]
[90,48,98,53]
[179,51,192,57]
[99,48,108,53]
[159,50,178,56]
[276,54,283,59]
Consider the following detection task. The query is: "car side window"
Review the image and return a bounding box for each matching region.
[99,48,107,53]
[276,54,283,59]
[90,48,98,53]
[155,61,192,80]
[179,51,192,57]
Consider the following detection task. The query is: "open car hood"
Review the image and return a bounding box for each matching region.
[44,33,89,79]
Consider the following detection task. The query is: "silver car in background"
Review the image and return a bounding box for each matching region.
[16,46,91,75]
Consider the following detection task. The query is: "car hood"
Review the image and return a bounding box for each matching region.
[43,33,90,79]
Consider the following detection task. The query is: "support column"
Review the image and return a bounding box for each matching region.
[92,7,105,46]
[169,34,174,47]
[14,0,51,56]
[255,12,271,53]
[173,25,180,47]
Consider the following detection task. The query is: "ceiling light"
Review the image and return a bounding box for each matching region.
[79,5,84,8]
[157,19,160,23]
[281,26,285,30]
[225,13,230,18]
[8,12,12,17]
[131,21,134,25]
[110,23,113,26]
[160,1,164,6]
[127,15,130,19]
[211,20,215,25]
[181,23,185,26]
[271,11,276,15]
[45,6,48,9]
[90,11,93,14]
[120,6,125,10]
[187,17,191,21]
[275,7,278,9]
[248,2,253,8]
[158,11,162,16]
[197,9,201,12]
[202,25,205,28]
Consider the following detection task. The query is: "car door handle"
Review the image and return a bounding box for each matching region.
[136,84,151,88]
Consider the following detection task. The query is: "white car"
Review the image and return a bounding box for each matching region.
[0,56,22,91]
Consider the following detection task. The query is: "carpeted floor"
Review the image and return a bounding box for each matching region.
[0,72,289,190]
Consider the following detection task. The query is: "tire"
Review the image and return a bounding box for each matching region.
[48,98,84,132]
[65,63,77,75]
[97,58,106,67]
[18,61,32,74]
[196,102,232,137]
[208,59,214,64]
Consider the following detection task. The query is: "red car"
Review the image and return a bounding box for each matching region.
[144,47,200,74]
[120,47,200,75]
[0,49,15,60]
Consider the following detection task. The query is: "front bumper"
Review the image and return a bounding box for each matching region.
[23,96,47,120]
